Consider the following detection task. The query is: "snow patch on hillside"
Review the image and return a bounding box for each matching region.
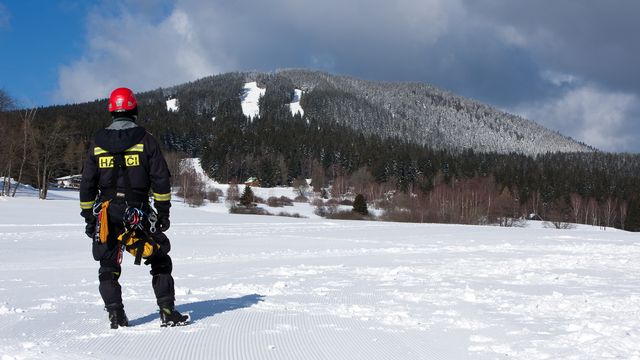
[166,98,179,112]
[240,82,265,120]
[289,89,304,118]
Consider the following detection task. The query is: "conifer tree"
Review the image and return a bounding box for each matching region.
[353,194,369,216]
[239,185,255,207]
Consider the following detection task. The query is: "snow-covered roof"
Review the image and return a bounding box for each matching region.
[55,174,82,181]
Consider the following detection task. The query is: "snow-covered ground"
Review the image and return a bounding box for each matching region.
[1,189,639,359]
[240,82,266,120]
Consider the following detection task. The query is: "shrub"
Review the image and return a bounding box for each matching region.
[267,196,294,207]
[314,203,337,217]
[229,205,269,215]
[544,220,576,230]
[326,198,340,206]
[381,209,416,223]
[339,199,353,206]
[206,188,223,203]
[326,210,368,220]
[277,212,304,218]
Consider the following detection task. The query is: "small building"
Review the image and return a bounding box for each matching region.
[244,177,261,187]
[526,213,543,221]
[55,174,82,189]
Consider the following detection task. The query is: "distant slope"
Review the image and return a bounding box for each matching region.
[274,70,592,155]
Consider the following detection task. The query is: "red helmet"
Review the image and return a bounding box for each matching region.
[108,87,137,113]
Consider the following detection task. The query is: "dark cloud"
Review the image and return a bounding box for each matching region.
[465,0,640,94]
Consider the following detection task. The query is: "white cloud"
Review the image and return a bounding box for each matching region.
[515,85,638,152]
[53,0,466,103]
[541,70,578,87]
[0,3,10,30]
[54,3,231,103]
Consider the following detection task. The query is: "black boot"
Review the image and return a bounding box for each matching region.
[159,305,189,327]
[108,308,129,329]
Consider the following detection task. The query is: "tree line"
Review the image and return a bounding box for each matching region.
[1,76,639,230]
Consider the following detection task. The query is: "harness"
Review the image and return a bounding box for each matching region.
[93,152,160,265]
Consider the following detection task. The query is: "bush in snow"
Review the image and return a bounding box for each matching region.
[229,205,268,215]
[206,188,223,203]
[267,196,294,207]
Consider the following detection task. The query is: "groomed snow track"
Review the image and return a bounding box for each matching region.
[1,195,639,359]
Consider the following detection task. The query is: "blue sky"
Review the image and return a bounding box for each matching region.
[0,1,90,107]
[1,0,639,152]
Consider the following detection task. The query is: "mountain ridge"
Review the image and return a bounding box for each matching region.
[267,69,593,155]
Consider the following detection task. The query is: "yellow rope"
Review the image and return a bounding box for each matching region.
[99,201,110,243]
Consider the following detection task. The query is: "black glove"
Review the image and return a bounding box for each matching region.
[157,214,170,232]
[81,209,96,239]
[85,222,96,239]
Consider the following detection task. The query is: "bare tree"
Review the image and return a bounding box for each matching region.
[32,118,66,199]
[602,198,617,229]
[350,166,374,197]
[619,200,628,230]
[226,181,239,207]
[585,198,599,226]
[0,120,18,196]
[178,167,205,207]
[292,176,309,199]
[12,109,36,197]
[569,193,582,225]
[0,89,15,111]
[310,159,326,192]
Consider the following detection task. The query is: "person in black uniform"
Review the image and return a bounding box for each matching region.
[80,87,188,328]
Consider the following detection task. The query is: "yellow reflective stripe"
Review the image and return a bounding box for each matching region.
[153,192,171,201]
[80,201,94,209]
[126,144,144,152]
[95,144,142,155]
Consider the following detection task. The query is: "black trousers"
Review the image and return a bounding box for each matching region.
[92,220,175,311]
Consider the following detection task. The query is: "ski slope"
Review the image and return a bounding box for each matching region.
[240,82,265,120]
[289,89,304,117]
[1,191,639,359]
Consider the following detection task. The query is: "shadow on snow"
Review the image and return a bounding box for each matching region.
[129,294,265,326]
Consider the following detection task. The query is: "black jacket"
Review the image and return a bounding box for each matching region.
[79,119,171,217]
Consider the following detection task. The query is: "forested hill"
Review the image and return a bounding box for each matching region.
[276,70,592,155]
[154,69,591,155]
[4,69,591,157]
